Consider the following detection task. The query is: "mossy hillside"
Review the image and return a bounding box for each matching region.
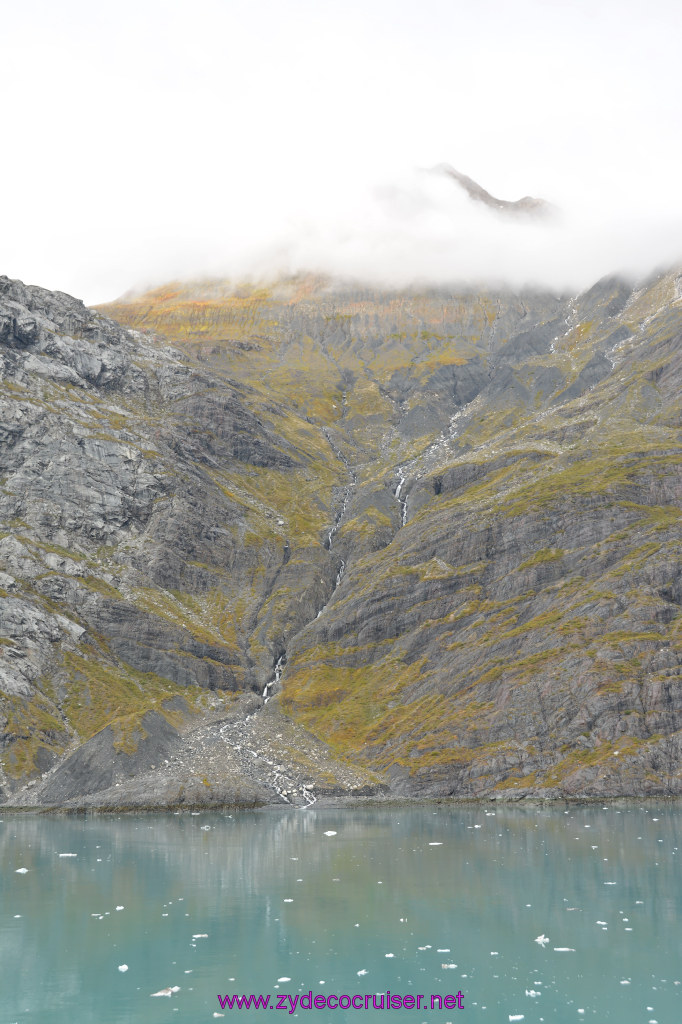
[1,691,71,780]
[131,587,241,655]
[280,389,680,784]
[4,268,680,797]
[59,648,232,754]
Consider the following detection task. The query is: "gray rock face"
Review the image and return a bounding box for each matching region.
[0,274,335,799]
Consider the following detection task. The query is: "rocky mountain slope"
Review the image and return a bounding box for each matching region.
[1,266,681,805]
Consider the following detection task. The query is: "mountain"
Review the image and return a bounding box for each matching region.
[434,164,553,217]
[1,267,680,806]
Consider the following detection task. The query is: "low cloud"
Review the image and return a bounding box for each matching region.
[110,166,682,301]
[3,0,682,302]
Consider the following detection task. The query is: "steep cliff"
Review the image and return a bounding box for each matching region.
[1,267,680,804]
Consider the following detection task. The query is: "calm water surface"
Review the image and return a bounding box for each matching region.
[1,804,680,1023]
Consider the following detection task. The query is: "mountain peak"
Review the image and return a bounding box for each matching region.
[433,163,554,218]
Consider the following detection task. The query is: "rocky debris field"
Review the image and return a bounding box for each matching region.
[8,693,385,810]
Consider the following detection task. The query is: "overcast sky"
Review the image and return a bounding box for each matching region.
[3,0,682,303]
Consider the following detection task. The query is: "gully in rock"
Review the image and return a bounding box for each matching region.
[323,428,358,551]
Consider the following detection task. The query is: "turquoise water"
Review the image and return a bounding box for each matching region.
[1,804,680,1023]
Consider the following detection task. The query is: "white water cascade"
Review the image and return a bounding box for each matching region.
[262,654,285,702]
[395,467,408,526]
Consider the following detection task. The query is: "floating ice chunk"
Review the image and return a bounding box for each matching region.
[15,868,28,874]
[283,899,293,903]
[604,881,617,885]
[441,964,457,969]
[192,934,208,939]
[13,915,21,919]
[385,953,395,958]
[509,1016,525,1021]
[534,935,549,947]
[525,990,540,997]
[323,831,337,837]
[490,952,499,956]
[58,853,77,857]
[620,979,631,985]
[150,986,180,996]
[278,977,291,982]
[201,825,211,831]
[596,921,607,925]
[116,906,124,911]
[214,1014,225,1018]
[437,948,450,953]
[553,947,575,952]
[118,965,128,973]
[357,969,368,976]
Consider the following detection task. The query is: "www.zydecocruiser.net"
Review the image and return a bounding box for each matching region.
[217,990,465,1012]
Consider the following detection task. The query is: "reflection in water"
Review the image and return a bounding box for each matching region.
[1,804,681,1022]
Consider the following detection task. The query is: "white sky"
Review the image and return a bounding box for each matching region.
[3,0,682,303]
